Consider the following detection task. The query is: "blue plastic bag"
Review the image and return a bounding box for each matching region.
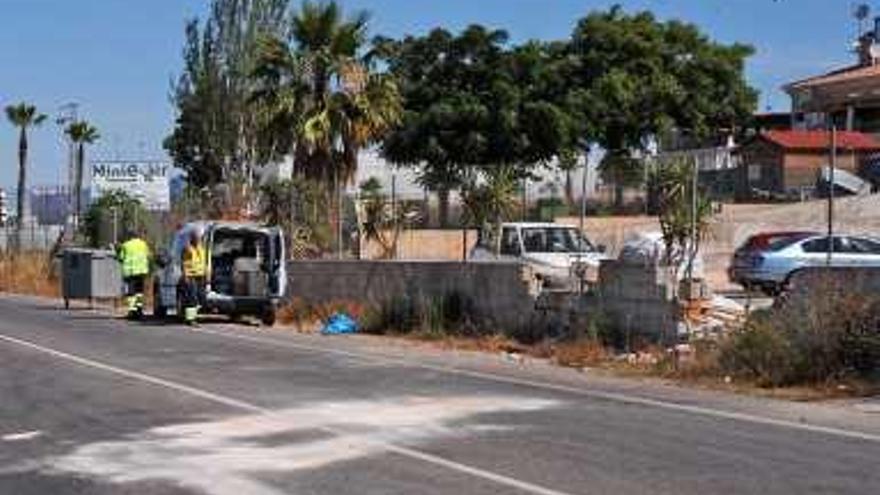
[321,312,359,335]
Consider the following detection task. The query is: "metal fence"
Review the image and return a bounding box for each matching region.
[0,224,65,252]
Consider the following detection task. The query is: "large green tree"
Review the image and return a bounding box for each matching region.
[65,121,100,228]
[251,0,401,182]
[568,6,758,208]
[374,26,576,227]
[165,0,289,190]
[5,103,46,236]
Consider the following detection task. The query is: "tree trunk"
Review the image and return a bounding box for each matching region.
[437,188,450,228]
[564,169,573,208]
[16,127,28,227]
[492,218,503,257]
[613,175,624,212]
[74,144,85,231]
[14,128,28,251]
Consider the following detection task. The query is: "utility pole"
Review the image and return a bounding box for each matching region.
[579,149,590,235]
[335,168,343,260]
[827,126,837,265]
[57,102,79,239]
[688,156,698,281]
[391,173,397,260]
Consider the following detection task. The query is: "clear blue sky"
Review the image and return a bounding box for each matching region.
[0,0,866,190]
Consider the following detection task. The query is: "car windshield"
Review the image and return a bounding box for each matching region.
[521,227,594,253]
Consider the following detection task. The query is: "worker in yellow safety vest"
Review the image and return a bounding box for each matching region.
[181,230,207,325]
[117,230,151,319]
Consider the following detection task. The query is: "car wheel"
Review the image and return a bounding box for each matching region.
[260,308,277,327]
[153,281,167,319]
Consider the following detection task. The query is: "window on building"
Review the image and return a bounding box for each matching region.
[748,164,762,181]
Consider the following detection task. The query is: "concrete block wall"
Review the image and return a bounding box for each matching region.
[786,267,880,304]
[286,260,539,331]
[594,260,678,341]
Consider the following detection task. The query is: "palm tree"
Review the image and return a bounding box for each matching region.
[251,1,400,255]
[251,0,401,182]
[5,103,46,240]
[65,121,100,228]
[461,167,520,256]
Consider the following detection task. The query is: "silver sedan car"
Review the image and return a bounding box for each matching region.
[733,234,880,295]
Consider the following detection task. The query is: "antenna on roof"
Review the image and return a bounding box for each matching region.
[854,3,871,36]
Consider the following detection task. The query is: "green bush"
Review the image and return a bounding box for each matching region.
[81,191,154,248]
[719,289,880,387]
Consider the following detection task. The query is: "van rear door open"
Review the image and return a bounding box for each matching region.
[267,227,286,297]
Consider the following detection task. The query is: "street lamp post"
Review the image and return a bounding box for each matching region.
[57,102,79,240]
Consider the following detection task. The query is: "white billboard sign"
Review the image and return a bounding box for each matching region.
[90,161,171,211]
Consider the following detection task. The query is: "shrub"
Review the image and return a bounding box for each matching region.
[81,191,154,248]
[719,285,880,387]
[719,316,795,387]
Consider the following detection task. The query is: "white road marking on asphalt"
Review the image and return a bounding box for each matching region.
[0,333,573,495]
[51,396,556,495]
[190,327,880,444]
[2,430,43,442]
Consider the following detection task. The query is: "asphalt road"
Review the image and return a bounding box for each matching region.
[1,295,879,495]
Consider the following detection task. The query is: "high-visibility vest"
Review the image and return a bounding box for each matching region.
[119,238,150,277]
[183,244,207,278]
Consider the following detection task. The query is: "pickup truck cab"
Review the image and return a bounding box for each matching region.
[470,222,608,290]
[153,222,286,325]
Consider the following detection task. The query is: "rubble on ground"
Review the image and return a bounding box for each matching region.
[682,295,747,340]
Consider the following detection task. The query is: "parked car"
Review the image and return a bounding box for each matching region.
[729,231,818,291]
[469,222,608,290]
[729,232,880,294]
[153,221,286,325]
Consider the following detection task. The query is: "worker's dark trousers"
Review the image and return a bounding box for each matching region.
[123,276,146,314]
[182,277,205,323]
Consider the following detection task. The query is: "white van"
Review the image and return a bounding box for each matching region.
[152,222,286,325]
[469,222,609,290]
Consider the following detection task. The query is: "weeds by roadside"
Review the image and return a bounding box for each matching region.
[275,279,880,398]
[0,251,59,298]
[717,289,880,388]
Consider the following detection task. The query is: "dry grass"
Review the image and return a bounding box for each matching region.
[277,298,369,332]
[549,340,611,368]
[409,333,524,354]
[0,251,60,298]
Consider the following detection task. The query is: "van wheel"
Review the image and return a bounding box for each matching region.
[153,281,167,319]
[260,308,277,327]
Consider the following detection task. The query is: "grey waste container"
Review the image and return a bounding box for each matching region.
[61,248,122,309]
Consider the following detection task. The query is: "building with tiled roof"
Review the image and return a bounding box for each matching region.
[736,130,880,200]
[761,130,880,151]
